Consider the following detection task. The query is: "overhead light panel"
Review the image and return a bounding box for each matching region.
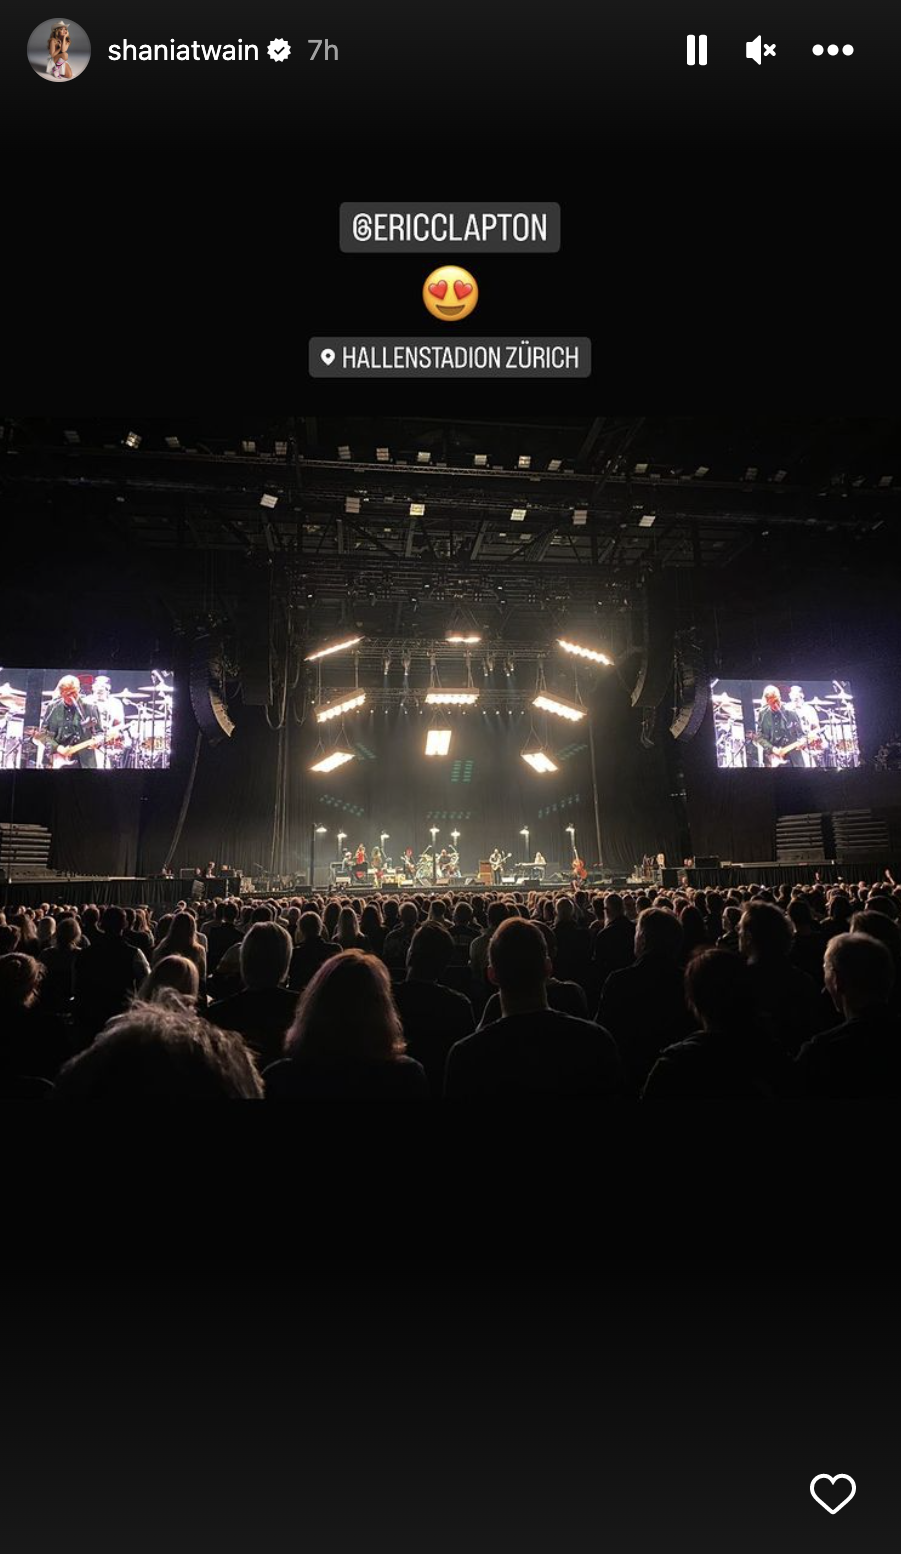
[317,692,366,723]
[693,465,709,478]
[310,750,355,773]
[376,447,390,462]
[410,502,426,518]
[547,459,562,471]
[165,436,181,451]
[305,635,364,662]
[517,455,531,469]
[573,508,588,526]
[425,729,452,756]
[474,454,488,467]
[639,513,656,528]
[446,633,481,644]
[511,507,527,521]
[63,429,80,445]
[522,750,558,773]
[417,451,431,464]
[345,496,361,514]
[533,693,586,722]
[338,444,352,460]
[260,492,278,508]
[275,440,288,456]
[125,431,142,449]
[425,690,479,705]
[878,475,893,488]
[557,639,613,666]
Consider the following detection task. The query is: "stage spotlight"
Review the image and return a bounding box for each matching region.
[694,465,709,478]
[275,440,288,457]
[557,638,613,667]
[522,750,558,773]
[573,509,588,526]
[124,431,142,449]
[533,693,586,722]
[410,502,426,518]
[517,455,531,469]
[633,461,648,475]
[743,467,758,481]
[638,513,656,528]
[63,429,80,445]
[446,633,481,644]
[317,692,366,723]
[345,496,361,514]
[878,474,893,488]
[241,440,257,455]
[511,508,527,522]
[260,492,279,508]
[425,729,452,756]
[417,451,431,464]
[165,436,181,451]
[305,635,364,662]
[773,469,787,482]
[425,690,479,705]
[310,750,354,772]
[338,445,352,460]
[376,447,390,462]
[474,454,488,467]
[547,459,562,471]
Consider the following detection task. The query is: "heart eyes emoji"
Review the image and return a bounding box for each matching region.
[422,267,479,322]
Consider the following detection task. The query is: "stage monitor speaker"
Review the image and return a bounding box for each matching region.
[190,635,235,745]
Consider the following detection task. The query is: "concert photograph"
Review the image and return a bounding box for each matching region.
[1,414,901,1101]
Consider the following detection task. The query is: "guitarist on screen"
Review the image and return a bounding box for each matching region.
[755,685,807,768]
[38,675,105,768]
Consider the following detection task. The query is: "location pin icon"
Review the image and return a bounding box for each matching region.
[320,347,336,365]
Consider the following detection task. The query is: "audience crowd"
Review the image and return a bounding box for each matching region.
[1,875,899,1100]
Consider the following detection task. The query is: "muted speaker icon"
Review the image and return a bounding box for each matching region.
[746,35,776,62]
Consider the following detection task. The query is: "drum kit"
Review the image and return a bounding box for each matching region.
[0,677,174,770]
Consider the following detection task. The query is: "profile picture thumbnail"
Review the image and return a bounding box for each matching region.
[27,17,90,81]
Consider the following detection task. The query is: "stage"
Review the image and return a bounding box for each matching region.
[3,859,897,909]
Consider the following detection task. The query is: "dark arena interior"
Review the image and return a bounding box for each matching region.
[2,414,901,1099]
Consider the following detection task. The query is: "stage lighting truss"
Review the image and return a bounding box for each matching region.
[446,633,482,645]
[317,692,366,723]
[310,750,355,773]
[532,693,586,722]
[425,690,479,705]
[305,636,364,662]
[425,728,452,756]
[557,638,613,666]
[521,750,558,773]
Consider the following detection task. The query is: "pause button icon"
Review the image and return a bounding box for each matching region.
[687,34,708,65]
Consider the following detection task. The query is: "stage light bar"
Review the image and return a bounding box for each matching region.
[573,508,588,526]
[305,636,363,662]
[638,513,656,528]
[446,633,482,644]
[474,454,488,467]
[522,751,558,773]
[165,436,181,451]
[425,690,479,705]
[425,729,452,756]
[533,693,586,722]
[317,692,366,723]
[338,445,352,460]
[310,750,354,773]
[511,508,527,521]
[417,451,431,464]
[125,431,142,449]
[518,455,531,469]
[345,496,361,514]
[410,502,426,518]
[241,440,257,455]
[63,429,80,445]
[260,492,278,508]
[556,639,613,666]
[376,447,390,462]
[547,458,562,471]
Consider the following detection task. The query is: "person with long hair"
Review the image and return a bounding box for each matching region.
[264,950,428,1097]
[152,909,207,989]
[139,955,200,1010]
[47,23,73,79]
[333,905,370,952]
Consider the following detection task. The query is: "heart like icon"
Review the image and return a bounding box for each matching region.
[453,280,473,299]
[810,1474,857,1515]
[428,280,448,300]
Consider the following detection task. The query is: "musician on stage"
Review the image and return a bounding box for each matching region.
[533,850,546,881]
[371,844,384,884]
[354,843,367,866]
[402,846,416,878]
[92,675,126,767]
[789,685,824,768]
[38,675,103,768]
[489,847,504,885]
[755,685,806,768]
